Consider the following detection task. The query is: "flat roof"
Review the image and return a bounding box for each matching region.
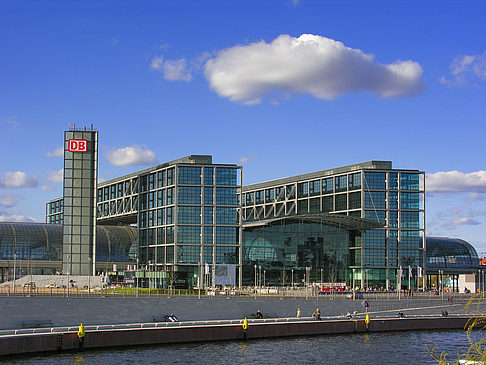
[100,155,238,187]
[243,160,422,191]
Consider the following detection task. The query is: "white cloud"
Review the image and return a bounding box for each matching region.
[440,51,486,85]
[45,147,63,157]
[0,171,38,189]
[163,59,192,81]
[40,185,54,191]
[204,34,425,104]
[0,194,20,207]
[150,55,164,71]
[0,213,39,223]
[46,169,63,184]
[426,170,486,193]
[150,55,192,81]
[106,145,157,167]
[238,155,256,164]
[452,217,481,226]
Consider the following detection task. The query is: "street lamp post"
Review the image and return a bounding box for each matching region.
[291,269,294,288]
[254,264,257,288]
[258,266,262,288]
[320,269,323,284]
[12,253,17,293]
[67,254,71,298]
[88,257,91,296]
[136,257,139,298]
[263,270,266,288]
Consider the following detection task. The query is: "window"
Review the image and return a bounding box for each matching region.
[310,198,320,213]
[246,192,255,206]
[178,167,201,185]
[216,207,237,224]
[149,173,155,190]
[204,207,213,225]
[157,170,166,188]
[286,185,295,199]
[166,207,173,224]
[322,177,334,194]
[204,167,214,185]
[177,226,201,244]
[204,227,213,244]
[389,173,398,190]
[297,199,308,214]
[265,188,275,203]
[276,187,284,201]
[309,180,321,196]
[335,176,347,193]
[322,196,333,212]
[364,210,386,225]
[216,187,237,205]
[178,187,201,205]
[157,208,164,226]
[388,192,398,209]
[167,168,174,186]
[401,211,420,228]
[400,173,420,190]
[348,173,361,190]
[335,194,347,211]
[216,246,238,264]
[348,192,361,210]
[255,190,264,204]
[216,227,238,245]
[388,211,398,228]
[364,172,386,190]
[400,192,420,209]
[204,245,213,263]
[216,168,237,186]
[204,187,213,205]
[148,192,154,209]
[178,206,201,224]
[166,188,174,205]
[297,182,308,198]
[364,191,386,210]
[140,175,148,192]
[177,245,200,263]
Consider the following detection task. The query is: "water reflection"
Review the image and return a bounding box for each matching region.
[5,330,481,365]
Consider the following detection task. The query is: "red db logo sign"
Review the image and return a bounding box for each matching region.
[68,139,88,152]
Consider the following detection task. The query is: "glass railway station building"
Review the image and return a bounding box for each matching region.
[0,129,481,290]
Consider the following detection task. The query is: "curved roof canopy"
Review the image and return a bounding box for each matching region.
[0,222,137,262]
[243,213,384,231]
[426,237,479,272]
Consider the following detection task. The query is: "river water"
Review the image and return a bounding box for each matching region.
[5,330,482,364]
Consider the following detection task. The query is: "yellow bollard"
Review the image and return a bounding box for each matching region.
[365,314,370,324]
[77,323,85,338]
[77,323,86,350]
[242,317,248,330]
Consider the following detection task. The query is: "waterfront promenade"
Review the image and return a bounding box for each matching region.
[0,291,484,357]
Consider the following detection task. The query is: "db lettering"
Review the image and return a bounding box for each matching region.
[68,139,88,152]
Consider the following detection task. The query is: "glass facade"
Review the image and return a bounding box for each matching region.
[241,161,425,289]
[0,222,137,282]
[243,219,351,286]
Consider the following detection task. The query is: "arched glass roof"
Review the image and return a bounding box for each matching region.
[426,237,479,272]
[0,222,137,262]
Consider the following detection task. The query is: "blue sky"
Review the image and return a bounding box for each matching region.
[1,1,485,252]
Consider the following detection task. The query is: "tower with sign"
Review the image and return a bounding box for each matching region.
[62,126,98,276]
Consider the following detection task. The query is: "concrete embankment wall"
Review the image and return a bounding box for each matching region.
[0,296,467,331]
[0,317,471,357]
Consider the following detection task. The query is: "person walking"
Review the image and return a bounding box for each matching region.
[297,308,301,318]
